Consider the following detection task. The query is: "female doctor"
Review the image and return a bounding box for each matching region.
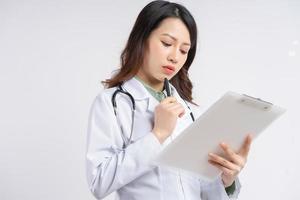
[86,1,252,199]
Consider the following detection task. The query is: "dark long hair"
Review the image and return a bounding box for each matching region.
[102,0,198,104]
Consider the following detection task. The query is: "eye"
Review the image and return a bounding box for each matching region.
[161,41,172,47]
[180,50,188,55]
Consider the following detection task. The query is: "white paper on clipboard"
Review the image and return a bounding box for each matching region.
[154,91,286,181]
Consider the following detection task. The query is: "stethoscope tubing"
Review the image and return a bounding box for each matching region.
[111,84,195,148]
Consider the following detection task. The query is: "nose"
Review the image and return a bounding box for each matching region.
[167,49,179,64]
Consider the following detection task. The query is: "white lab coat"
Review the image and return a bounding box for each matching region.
[86,77,241,200]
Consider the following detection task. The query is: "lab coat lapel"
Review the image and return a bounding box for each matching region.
[146,96,158,113]
[122,77,158,113]
[122,77,190,115]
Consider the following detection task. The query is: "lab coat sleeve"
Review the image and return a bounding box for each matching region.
[86,93,162,199]
[200,176,242,200]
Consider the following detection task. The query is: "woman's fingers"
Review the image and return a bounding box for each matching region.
[238,134,253,158]
[208,153,241,172]
[208,160,233,175]
[165,102,185,117]
[219,142,244,167]
[208,134,253,188]
[218,134,253,168]
[161,97,177,104]
[160,97,186,117]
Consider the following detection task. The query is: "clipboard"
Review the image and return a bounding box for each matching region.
[154,91,286,181]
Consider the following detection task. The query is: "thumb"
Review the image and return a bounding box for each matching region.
[239,134,253,157]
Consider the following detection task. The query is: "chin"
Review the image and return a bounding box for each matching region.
[156,75,168,82]
[154,73,175,82]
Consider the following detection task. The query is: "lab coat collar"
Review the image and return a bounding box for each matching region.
[122,77,155,113]
[122,77,151,101]
[122,77,189,114]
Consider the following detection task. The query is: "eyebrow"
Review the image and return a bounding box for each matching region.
[161,33,191,46]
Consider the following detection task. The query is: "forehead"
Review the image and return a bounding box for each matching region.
[150,17,190,44]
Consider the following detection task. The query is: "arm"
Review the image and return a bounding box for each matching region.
[86,94,162,199]
[206,135,253,199]
[200,176,242,200]
[189,103,248,199]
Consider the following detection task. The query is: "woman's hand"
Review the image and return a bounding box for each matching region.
[208,134,252,187]
[152,97,185,144]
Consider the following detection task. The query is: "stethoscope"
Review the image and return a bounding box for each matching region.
[111,80,195,149]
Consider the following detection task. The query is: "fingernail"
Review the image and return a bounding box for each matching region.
[220,142,226,147]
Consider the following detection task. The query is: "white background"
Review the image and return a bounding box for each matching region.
[0,0,299,199]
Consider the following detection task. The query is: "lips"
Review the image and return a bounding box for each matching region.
[162,65,175,75]
[163,65,175,71]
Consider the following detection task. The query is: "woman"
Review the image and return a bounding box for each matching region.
[86,1,252,199]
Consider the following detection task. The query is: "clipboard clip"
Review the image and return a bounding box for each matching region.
[241,94,273,110]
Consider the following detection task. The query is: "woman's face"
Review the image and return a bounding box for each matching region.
[137,17,191,90]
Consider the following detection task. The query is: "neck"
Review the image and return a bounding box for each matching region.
[135,73,164,92]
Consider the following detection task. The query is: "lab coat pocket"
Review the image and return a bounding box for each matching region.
[181,173,201,198]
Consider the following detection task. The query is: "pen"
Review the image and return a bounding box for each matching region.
[164,78,171,97]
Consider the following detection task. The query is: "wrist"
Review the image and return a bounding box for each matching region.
[152,128,167,144]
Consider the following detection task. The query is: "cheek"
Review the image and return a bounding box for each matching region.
[174,56,188,74]
[147,45,166,66]
[179,55,188,66]
[150,43,167,57]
